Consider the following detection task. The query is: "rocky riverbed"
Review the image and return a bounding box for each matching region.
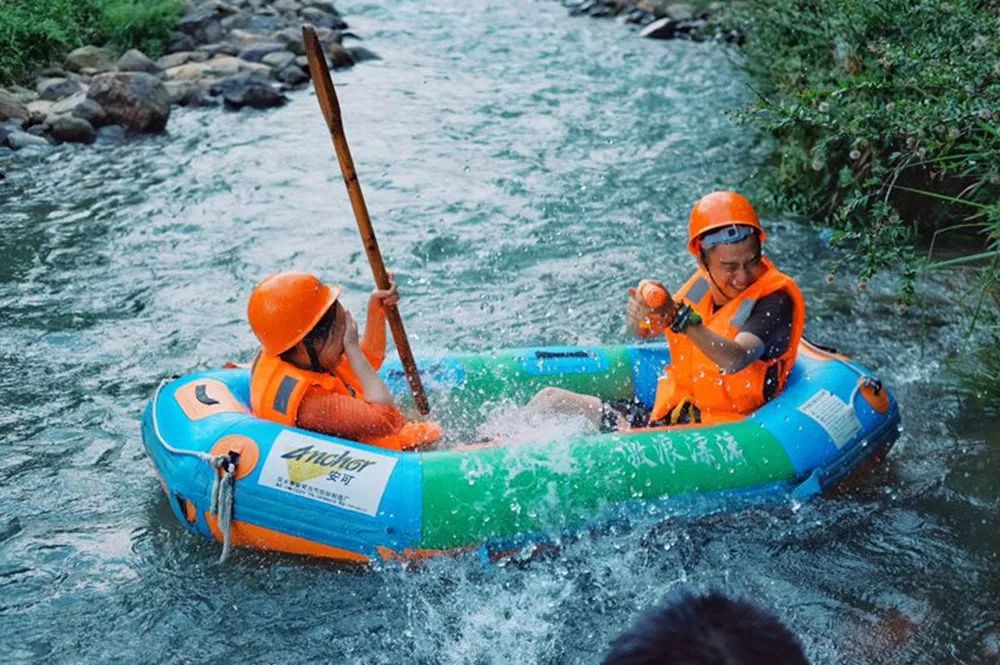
[557,0,741,43]
[0,0,377,153]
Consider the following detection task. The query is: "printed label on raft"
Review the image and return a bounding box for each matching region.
[258,431,398,516]
[798,389,861,449]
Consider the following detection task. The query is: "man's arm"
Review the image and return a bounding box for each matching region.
[682,326,765,374]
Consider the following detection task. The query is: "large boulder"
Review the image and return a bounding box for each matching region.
[209,72,287,110]
[36,78,82,101]
[65,46,116,73]
[50,116,96,144]
[176,10,224,44]
[86,72,170,133]
[72,99,109,127]
[0,90,29,123]
[117,49,160,74]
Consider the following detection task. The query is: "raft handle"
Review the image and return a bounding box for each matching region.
[534,350,592,359]
[195,384,220,405]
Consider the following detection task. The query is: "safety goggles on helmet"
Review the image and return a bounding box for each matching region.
[699,224,757,250]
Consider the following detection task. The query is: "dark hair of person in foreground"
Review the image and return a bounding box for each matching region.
[603,591,811,665]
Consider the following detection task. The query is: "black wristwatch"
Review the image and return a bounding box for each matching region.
[670,304,703,333]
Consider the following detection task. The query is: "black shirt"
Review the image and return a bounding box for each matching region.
[710,289,794,360]
[742,290,794,360]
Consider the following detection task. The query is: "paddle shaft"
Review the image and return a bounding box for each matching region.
[302,25,430,415]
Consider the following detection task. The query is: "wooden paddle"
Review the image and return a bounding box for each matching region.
[302,25,431,415]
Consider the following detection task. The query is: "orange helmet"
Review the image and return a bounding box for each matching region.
[687,191,766,256]
[247,272,341,355]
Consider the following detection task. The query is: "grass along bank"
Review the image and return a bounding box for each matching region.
[724,0,1000,400]
[0,0,184,85]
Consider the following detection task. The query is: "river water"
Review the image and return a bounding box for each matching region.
[1,1,996,663]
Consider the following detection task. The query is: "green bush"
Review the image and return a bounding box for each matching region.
[0,0,184,84]
[725,0,1000,303]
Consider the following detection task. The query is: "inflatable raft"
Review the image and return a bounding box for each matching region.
[141,340,900,563]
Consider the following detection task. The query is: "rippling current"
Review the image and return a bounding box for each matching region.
[1,1,997,663]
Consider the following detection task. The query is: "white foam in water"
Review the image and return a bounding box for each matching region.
[475,402,599,445]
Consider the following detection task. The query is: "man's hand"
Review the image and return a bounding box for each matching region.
[627,279,678,337]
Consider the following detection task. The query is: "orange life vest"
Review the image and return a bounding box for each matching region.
[650,258,806,425]
[250,352,441,451]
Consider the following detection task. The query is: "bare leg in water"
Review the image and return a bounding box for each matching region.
[525,387,604,428]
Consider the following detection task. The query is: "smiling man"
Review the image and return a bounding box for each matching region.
[529,191,806,429]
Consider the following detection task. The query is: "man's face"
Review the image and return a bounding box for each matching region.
[701,235,764,301]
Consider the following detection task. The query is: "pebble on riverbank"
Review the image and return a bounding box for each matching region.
[0,0,374,153]
[562,0,744,45]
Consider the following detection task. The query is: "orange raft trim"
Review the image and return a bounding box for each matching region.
[209,435,260,481]
[205,513,369,564]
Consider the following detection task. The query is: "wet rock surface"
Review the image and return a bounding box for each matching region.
[86,73,171,133]
[558,0,743,44]
[1,1,373,153]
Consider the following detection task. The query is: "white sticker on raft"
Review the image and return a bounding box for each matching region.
[798,389,861,449]
[258,431,398,516]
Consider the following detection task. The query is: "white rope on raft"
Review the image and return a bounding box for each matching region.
[150,378,237,563]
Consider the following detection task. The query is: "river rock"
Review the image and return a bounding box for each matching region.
[248,15,284,31]
[663,2,696,21]
[87,72,170,133]
[205,1,240,15]
[165,62,211,80]
[37,78,82,102]
[6,85,38,104]
[229,29,269,48]
[176,10,224,44]
[72,99,108,127]
[117,49,160,74]
[50,115,96,144]
[210,72,287,109]
[164,80,206,106]
[220,11,252,31]
[157,51,199,69]
[277,64,310,85]
[274,0,301,12]
[0,91,29,123]
[65,46,116,73]
[639,17,678,39]
[168,31,198,53]
[199,42,241,57]
[346,47,380,63]
[271,28,306,55]
[301,7,348,30]
[7,129,50,150]
[238,42,287,63]
[302,0,341,13]
[328,43,354,69]
[262,50,297,70]
[49,92,88,116]
[25,100,55,122]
